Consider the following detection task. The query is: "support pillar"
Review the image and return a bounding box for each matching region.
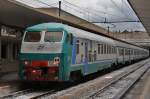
[0,25,1,65]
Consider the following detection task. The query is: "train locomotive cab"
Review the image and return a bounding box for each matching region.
[19,26,71,82]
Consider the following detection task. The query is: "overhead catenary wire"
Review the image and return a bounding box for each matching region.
[24,0,144,32]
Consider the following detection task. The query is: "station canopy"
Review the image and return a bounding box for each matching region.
[128,0,150,35]
[0,0,107,34]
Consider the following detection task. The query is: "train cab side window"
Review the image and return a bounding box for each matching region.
[76,40,79,54]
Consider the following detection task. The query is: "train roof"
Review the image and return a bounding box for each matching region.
[26,23,147,50]
[26,23,115,45]
[26,23,65,31]
[65,24,115,45]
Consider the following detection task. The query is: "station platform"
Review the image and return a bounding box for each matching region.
[0,60,19,82]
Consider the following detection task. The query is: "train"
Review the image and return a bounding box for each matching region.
[19,22,149,82]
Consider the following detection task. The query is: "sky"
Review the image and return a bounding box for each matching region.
[17,0,145,32]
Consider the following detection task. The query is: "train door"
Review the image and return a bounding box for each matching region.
[83,40,88,75]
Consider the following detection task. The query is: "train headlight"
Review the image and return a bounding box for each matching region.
[54,57,60,65]
[24,60,31,66]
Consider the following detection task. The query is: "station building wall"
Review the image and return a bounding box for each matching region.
[0,25,23,73]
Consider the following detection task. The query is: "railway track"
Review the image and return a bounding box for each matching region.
[87,61,150,99]
[1,89,55,99]
[0,83,74,99]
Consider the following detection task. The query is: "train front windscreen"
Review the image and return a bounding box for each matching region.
[24,31,63,42]
[21,31,63,53]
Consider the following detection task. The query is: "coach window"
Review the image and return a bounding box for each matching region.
[76,40,80,54]
[122,48,124,55]
[130,50,132,55]
[94,50,97,61]
[128,49,130,55]
[112,47,114,54]
[98,44,100,54]
[103,44,105,54]
[111,46,113,54]
[114,47,115,54]
[81,42,83,46]
[88,50,92,62]
[107,45,109,54]
[108,45,111,54]
[90,40,92,51]
[114,47,117,54]
[109,45,111,54]
[113,47,115,54]
[104,44,107,54]
[101,44,103,54]
[104,44,106,54]
[105,44,106,54]
[120,48,122,56]
[108,45,110,54]
[109,46,111,54]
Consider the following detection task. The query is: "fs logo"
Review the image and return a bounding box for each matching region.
[37,44,45,50]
